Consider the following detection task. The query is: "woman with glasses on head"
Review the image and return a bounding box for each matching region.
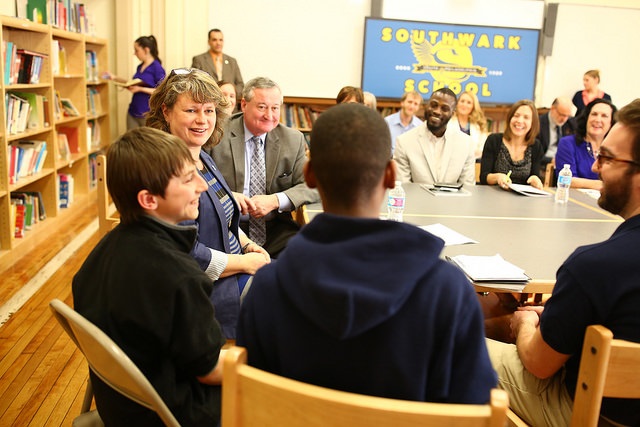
[103,35,165,129]
[555,98,617,190]
[147,68,270,339]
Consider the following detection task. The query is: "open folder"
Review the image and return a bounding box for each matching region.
[446,254,530,283]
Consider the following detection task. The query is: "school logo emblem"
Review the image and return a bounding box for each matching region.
[411,39,487,83]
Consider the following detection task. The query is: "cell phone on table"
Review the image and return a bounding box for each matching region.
[434,182,463,190]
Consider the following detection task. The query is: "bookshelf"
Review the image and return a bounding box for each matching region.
[0,16,110,258]
[282,96,512,133]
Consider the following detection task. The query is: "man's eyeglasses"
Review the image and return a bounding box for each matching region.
[595,152,640,168]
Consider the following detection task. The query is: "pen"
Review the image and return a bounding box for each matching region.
[506,170,512,180]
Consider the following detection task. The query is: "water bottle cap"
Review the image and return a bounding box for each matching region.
[563,164,570,168]
[395,180,402,185]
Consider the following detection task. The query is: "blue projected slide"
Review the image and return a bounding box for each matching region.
[362,18,540,105]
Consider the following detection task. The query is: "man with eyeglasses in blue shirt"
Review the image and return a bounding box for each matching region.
[487,98,640,427]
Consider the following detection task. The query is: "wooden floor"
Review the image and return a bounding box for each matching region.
[0,203,100,426]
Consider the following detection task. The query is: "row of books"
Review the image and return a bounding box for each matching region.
[85,50,99,82]
[5,91,48,135]
[51,40,67,76]
[57,172,75,208]
[86,87,101,116]
[2,42,48,85]
[51,90,80,120]
[19,0,91,34]
[280,105,321,130]
[87,119,101,150]
[8,140,48,185]
[57,126,79,161]
[11,191,47,238]
[88,153,98,189]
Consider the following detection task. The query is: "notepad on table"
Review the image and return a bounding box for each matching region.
[507,183,551,197]
[447,254,530,283]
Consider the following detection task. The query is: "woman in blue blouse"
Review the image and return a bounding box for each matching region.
[146,68,270,339]
[104,35,166,129]
[555,98,617,190]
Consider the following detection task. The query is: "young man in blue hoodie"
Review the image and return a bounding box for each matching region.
[236,103,496,404]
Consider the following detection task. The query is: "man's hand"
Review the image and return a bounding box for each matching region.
[248,194,279,218]
[510,308,541,339]
[232,192,256,215]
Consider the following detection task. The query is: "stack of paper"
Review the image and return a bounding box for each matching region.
[447,254,530,283]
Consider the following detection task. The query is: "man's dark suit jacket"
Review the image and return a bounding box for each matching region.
[191,52,244,99]
[538,113,577,160]
[209,113,319,256]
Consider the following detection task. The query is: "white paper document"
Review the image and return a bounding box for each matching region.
[578,189,601,200]
[508,183,552,197]
[447,254,530,283]
[420,223,478,246]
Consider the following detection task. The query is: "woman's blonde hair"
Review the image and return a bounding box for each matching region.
[457,91,488,132]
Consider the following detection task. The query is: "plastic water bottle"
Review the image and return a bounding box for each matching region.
[387,181,405,221]
[555,164,572,204]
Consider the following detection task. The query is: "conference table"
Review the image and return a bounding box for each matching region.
[305,184,622,295]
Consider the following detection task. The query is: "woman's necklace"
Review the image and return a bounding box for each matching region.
[585,140,599,159]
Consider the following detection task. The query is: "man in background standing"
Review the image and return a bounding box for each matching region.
[192,29,244,99]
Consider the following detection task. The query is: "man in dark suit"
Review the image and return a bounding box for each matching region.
[538,97,576,168]
[209,77,319,257]
[191,29,244,99]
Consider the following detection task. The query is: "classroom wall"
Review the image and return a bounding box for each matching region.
[208,0,371,100]
[2,0,640,124]
[206,0,640,110]
[540,3,640,109]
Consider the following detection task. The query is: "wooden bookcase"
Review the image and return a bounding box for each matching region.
[0,16,110,257]
[282,96,512,133]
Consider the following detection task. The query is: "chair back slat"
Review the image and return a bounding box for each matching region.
[222,346,508,427]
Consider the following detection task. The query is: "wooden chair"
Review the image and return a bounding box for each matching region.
[222,346,509,427]
[49,299,180,427]
[96,154,119,236]
[543,163,556,188]
[291,204,309,226]
[507,325,640,427]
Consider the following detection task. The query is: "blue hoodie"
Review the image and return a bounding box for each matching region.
[237,213,496,404]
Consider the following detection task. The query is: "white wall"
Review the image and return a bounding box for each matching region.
[3,0,639,111]
[382,0,544,29]
[539,3,640,109]
[210,0,372,98]
[206,0,640,110]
